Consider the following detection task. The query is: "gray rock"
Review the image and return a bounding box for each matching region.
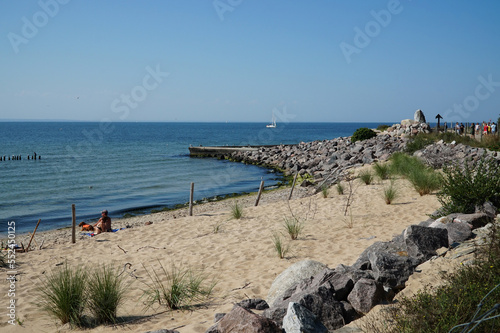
[209,305,281,333]
[266,259,327,306]
[414,109,426,123]
[236,298,269,311]
[282,302,328,333]
[347,278,385,314]
[404,225,449,261]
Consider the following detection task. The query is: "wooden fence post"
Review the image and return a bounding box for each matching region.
[72,204,76,243]
[26,219,41,252]
[189,182,194,216]
[288,172,299,200]
[255,180,265,206]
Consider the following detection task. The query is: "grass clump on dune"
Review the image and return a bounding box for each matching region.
[358,169,374,185]
[37,263,88,327]
[142,261,216,311]
[373,162,391,181]
[87,264,127,324]
[230,201,243,219]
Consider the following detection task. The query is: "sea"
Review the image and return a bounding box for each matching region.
[0,121,388,236]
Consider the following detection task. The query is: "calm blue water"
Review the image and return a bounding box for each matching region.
[0,122,386,235]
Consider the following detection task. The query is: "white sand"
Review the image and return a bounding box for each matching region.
[1,172,453,333]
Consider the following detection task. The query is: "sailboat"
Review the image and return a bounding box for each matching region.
[266,113,276,128]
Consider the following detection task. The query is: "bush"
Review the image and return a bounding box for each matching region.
[142,261,216,311]
[404,134,435,154]
[377,124,390,131]
[438,156,500,215]
[336,183,344,195]
[37,263,88,326]
[87,265,127,324]
[383,180,398,204]
[351,127,377,143]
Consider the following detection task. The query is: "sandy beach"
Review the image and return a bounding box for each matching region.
[1,168,455,333]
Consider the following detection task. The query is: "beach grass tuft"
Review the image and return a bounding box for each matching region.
[230,201,243,219]
[321,184,329,198]
[141,261,216,311]
[373,162,391,180]
[37,263,88,326]
[358,169,374,185]
[272,232,290,259]
[87,264,127,324]
[283,216,304,240]
[336,182,344,195]
[383,180,398,204]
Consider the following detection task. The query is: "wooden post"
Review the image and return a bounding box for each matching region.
[26,219,41,252]
[288,172,299,200]
[72,204,76,244]
[189,182,194,216]
[255,180,265,206]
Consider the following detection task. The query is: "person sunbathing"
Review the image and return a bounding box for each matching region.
[94,209,112,234]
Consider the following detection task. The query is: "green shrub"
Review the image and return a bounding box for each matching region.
[404,134,435,154]
[438,156,500,215]
[142,261,216,311]
[389,152,423,176]
[37,263,88,326]
[358,169,374,185]
[87,265,127,324]
[377,124,390,131]
[351,127,377,143]
[336,183,344,195]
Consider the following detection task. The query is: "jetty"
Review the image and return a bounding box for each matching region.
[189,145,279,158]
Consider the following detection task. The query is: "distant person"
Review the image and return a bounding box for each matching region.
[460,123,465,135]
[470,123,475,136]
[455,122,460,134]
[94,210,111,234]
[492,122,497,135]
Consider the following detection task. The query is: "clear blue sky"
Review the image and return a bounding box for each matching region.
[1,0,500,123]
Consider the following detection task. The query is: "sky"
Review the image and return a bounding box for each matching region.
[1,0,500,123]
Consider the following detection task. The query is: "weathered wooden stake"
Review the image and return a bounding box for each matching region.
[26,219,41,252]
[288,172,299,200]
[72,204,76,244]
[189,182,194,216]
[255,180,265,206]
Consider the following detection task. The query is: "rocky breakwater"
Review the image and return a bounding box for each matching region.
[228,134,407,190]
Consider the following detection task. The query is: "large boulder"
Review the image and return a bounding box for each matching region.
[404,225,449,260]
[266,259,327,306]
[282,302,328,333]
[347,278,385,314]
[206,305,281,333]
[264,268,348,330]
[414,109,426,123]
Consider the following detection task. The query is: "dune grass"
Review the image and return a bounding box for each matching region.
[272,232,290,259]
[87,264,127,324]
[283,216,304,240]
[383,180,398,204]
[230,201,243,219]
[373,162,390,180]
[358,169,374,185]
[37,263,88,327]
[321,184,329,198]
[336,182,345,195]
[142,261,216,311]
